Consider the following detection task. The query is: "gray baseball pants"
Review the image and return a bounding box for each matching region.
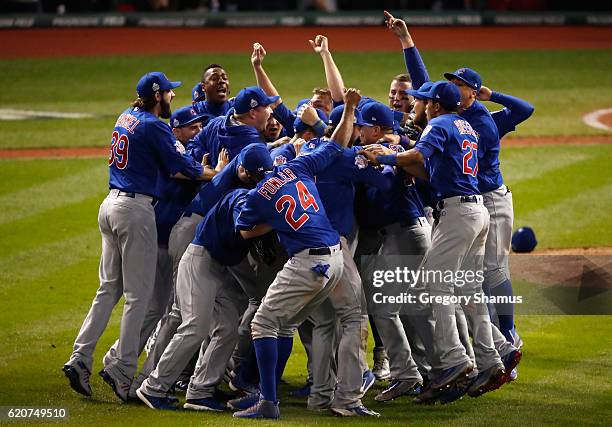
[423,196,502,371]
[69,190,157,383]
[140,244,245,397]
[308,237,363,410]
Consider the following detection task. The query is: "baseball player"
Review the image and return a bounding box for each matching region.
[356,100,433,401]
[475,84,534,349]
[263,103,391,412]
[362,80,517,402]
[130,143,274,396]
[102,104,216,376]
[136,185,265,410]
[192,64,233,127]
[384,10,525,386]
[230,89,362,419]
[62,72,211,401]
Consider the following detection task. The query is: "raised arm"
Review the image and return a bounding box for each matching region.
[384,10,429,89]
[251,42,282,107]
[310,35,345,103]
[478,85,535,138]
[331,88,361,148]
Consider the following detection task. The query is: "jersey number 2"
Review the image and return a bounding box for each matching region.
[462,139,478,177]
[275,181,319,231]
[109,131,129,169]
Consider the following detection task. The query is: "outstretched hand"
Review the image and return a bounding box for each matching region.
[344,88,362,108]
[297,103,320,126]
[383,10,414,48]
[251,42,266,67]
[308,35,329,54]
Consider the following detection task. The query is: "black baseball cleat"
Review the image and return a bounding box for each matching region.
[62,361,92,397]
[99,369,130,402]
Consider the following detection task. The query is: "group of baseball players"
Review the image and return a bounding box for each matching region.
[62,11,535,419]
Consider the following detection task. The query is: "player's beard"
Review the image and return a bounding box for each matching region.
[160,98,172,119]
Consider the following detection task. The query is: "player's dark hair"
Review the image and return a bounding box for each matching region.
[393,73,412,83]
[201,64,225,80]
[380,125,394,133]
[324,125,335,138]
[131,96,157,112]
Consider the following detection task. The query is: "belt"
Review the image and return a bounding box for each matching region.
[435,194,482,211]
[380,217,428,235]
[308,243,342,256]
[109,189,157,205]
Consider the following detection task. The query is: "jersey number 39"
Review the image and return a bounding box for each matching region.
[462,139,478,177]
[275,181,319,231]
[109,131,129,169]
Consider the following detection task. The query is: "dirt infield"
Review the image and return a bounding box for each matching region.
[1,135,610,160]
[1,25,611,58]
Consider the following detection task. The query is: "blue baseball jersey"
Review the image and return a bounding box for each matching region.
[236,141,343,256]
[154,140,203,246]
[184,151,250,217]
[460,101,502,193]
[192,188,251,266]
[194,110,265,169]
[414,114,480,203]
[300,139,395,237]
[271,102,296,138]
[270,142,296,166]
[192,98,235,127]
[489,91,535,139]
[108,107,203,198]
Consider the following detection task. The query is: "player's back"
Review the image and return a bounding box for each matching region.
[108,107,174,198]
[421,114,480,203]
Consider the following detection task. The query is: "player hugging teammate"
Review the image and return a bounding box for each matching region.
[62,10,534,420]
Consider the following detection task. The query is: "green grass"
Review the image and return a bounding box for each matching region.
[0,48,611,425]
[0,49,611,148]
[0,154,610,425]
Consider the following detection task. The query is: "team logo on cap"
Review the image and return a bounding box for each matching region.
[172,118,179,127]
[193,91,199,98]
[371,116,377,121]
[152,82,160,92]
[354,155,368,169]
[190,108,196,116]
[457,68,466,74]
[250,99,259,108]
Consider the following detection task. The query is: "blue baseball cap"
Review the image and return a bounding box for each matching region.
[234,86,280,115]
[511,227,537,253]
[360,101,394,128]
[170,106,206,129]
[136,72,181,98]
[420,81,461,110]
[403,81,434,100]
[328,104,366,128]
[295,98,311,112]
[239,143,274,173]
[444,67,482,92]
[294,108,328,134]
[191,82,206,102]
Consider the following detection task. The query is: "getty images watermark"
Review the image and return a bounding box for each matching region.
[370,266,523,306]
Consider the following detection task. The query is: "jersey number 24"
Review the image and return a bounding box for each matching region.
[275,181,319,231]
[109,131,129,169]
